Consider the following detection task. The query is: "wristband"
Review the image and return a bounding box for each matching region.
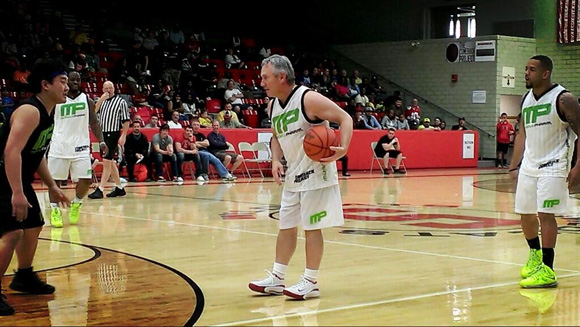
[99,141,106,145]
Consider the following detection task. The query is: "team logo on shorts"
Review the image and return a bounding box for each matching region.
[310,211,327,224]
[543,199,560,208]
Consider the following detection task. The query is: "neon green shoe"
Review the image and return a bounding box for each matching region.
[520,264,558,288]
[50,208,63,228]
[519,289,558,313]
[521,249,542,279]
[69,202,82,224]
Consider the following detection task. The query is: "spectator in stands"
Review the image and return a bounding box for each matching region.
[145,114,159,128]
[224,80,248,108]
[385,90,402,108]
[190,119,236,181]
[0,87,15,120]
[433,117,442,129]
[124,121,152,182]
[451,117,469,130]
[374,128,405,175]
[220,111,252,129]
[440,120,447,130]
[418,117,438,130]
[296,68,311,88]
[363,107,381,130]
[225,47,244,69]
[142,29,159,54]
[126,39,149,80]
[132,114,143,126]
[381,109,397,130]
[69,24,88,46]
[396,113,410,130]
[175,126,205,182]
[150,124,182,182]
[368,75,386,97]
[197,109,212,128]
[351,70,363,90]
[496,112,515,168]
[217,102,240,122]
[353,111,367,130]
[207,120,244,175]
[354,87,370,107]
[167,111,183,129]
[258,44,272,59]
[169,24,185,46]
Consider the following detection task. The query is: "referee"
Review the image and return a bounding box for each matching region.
[88,81,130,199]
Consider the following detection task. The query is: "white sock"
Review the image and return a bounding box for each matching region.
[304,268,318,283]
[116,184,124,189]
[50,203,58,209]
[98,186,104,191]
[73,197,83,204]
[272,262,287,279]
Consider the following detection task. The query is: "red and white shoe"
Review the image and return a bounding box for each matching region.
[249,270,285,295]
[283,276,320,300]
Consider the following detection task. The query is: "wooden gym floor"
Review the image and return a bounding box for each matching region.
[4,168,580,326]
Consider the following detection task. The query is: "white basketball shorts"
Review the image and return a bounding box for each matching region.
[48,156,92,182]
[515,173,569,214]
[279,184,344,230]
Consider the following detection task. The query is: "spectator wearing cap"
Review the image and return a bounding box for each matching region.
[362,107,381,130]
[451,117,469,130]
[418,117,436,130]
[220,110,252,129]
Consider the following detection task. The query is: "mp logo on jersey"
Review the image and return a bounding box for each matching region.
[60,102,86,118]
[522,104,551,125]
[272,108,299,136]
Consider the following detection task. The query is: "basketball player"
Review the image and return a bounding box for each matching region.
[510,55,580,288]
[0,59,71,315]
[48,71,108,227]
[249,55,353,299]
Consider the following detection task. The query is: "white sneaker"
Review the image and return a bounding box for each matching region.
[249,270,285,295]
[283,276,320,300]
[173,176,184,183]
[196,176,205,182]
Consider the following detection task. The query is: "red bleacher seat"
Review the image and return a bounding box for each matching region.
[242,109,260,128]
[206,98,222,113]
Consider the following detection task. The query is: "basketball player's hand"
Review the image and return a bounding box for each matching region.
[100,143,109,157]
[509,168,519,183]
[48,185,71,209]
[320,146,347,163]
[567,165,580,190]
[12,192,32,222]
[118,135,126,147]
[272,160,285,185]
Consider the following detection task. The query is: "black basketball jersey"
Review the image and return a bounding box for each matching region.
[0,96,54,184]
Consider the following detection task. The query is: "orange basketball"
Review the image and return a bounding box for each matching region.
[303,125,340,162]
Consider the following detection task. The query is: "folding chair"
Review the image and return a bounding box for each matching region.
[226,141,248,178]
[238,141,263,178]
[252,142,272,175]
[370,141,385,174]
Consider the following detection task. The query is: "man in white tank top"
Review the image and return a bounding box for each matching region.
[510,55,580,288]
[47,71,107,228]
[249,55,353,300]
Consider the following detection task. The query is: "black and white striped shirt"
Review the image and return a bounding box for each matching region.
[98,95,130,132]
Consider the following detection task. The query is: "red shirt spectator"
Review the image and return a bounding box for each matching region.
[404,99,421,120]
[496,114,514,144]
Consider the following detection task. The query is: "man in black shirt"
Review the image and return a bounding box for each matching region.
[451,117,469,131]
[123,121,152,182]
[374,128,405,175]
[0,59,71,315]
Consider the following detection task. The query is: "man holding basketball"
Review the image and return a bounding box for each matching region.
[249,54,353,300]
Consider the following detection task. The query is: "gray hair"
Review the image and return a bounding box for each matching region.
[261,54,295,85]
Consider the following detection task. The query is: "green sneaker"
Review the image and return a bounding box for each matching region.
[50,208,63,228]
[521,249,542,279]
[520,264,558,288]
[69,202,82,224]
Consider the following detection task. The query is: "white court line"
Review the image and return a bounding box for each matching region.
[74,210,580,274]
[216,272,580,326]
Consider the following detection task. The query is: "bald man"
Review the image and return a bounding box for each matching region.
[88,81,131,199]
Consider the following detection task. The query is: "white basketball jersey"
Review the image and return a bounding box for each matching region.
[520,84,576,177]
[271,86,338,192]
[49,92,91,159]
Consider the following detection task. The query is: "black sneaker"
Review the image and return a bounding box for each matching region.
[9,268,55,294]
[342,173,351,177]
[383,170,390,176]
[394,169,406,174]
[0,294,14,316]
[106,187,126,198]
[88,188,104,199]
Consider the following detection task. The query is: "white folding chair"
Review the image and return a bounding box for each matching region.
[252,142,272,175]
[226,141,248,178]
[238,141,263,178]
